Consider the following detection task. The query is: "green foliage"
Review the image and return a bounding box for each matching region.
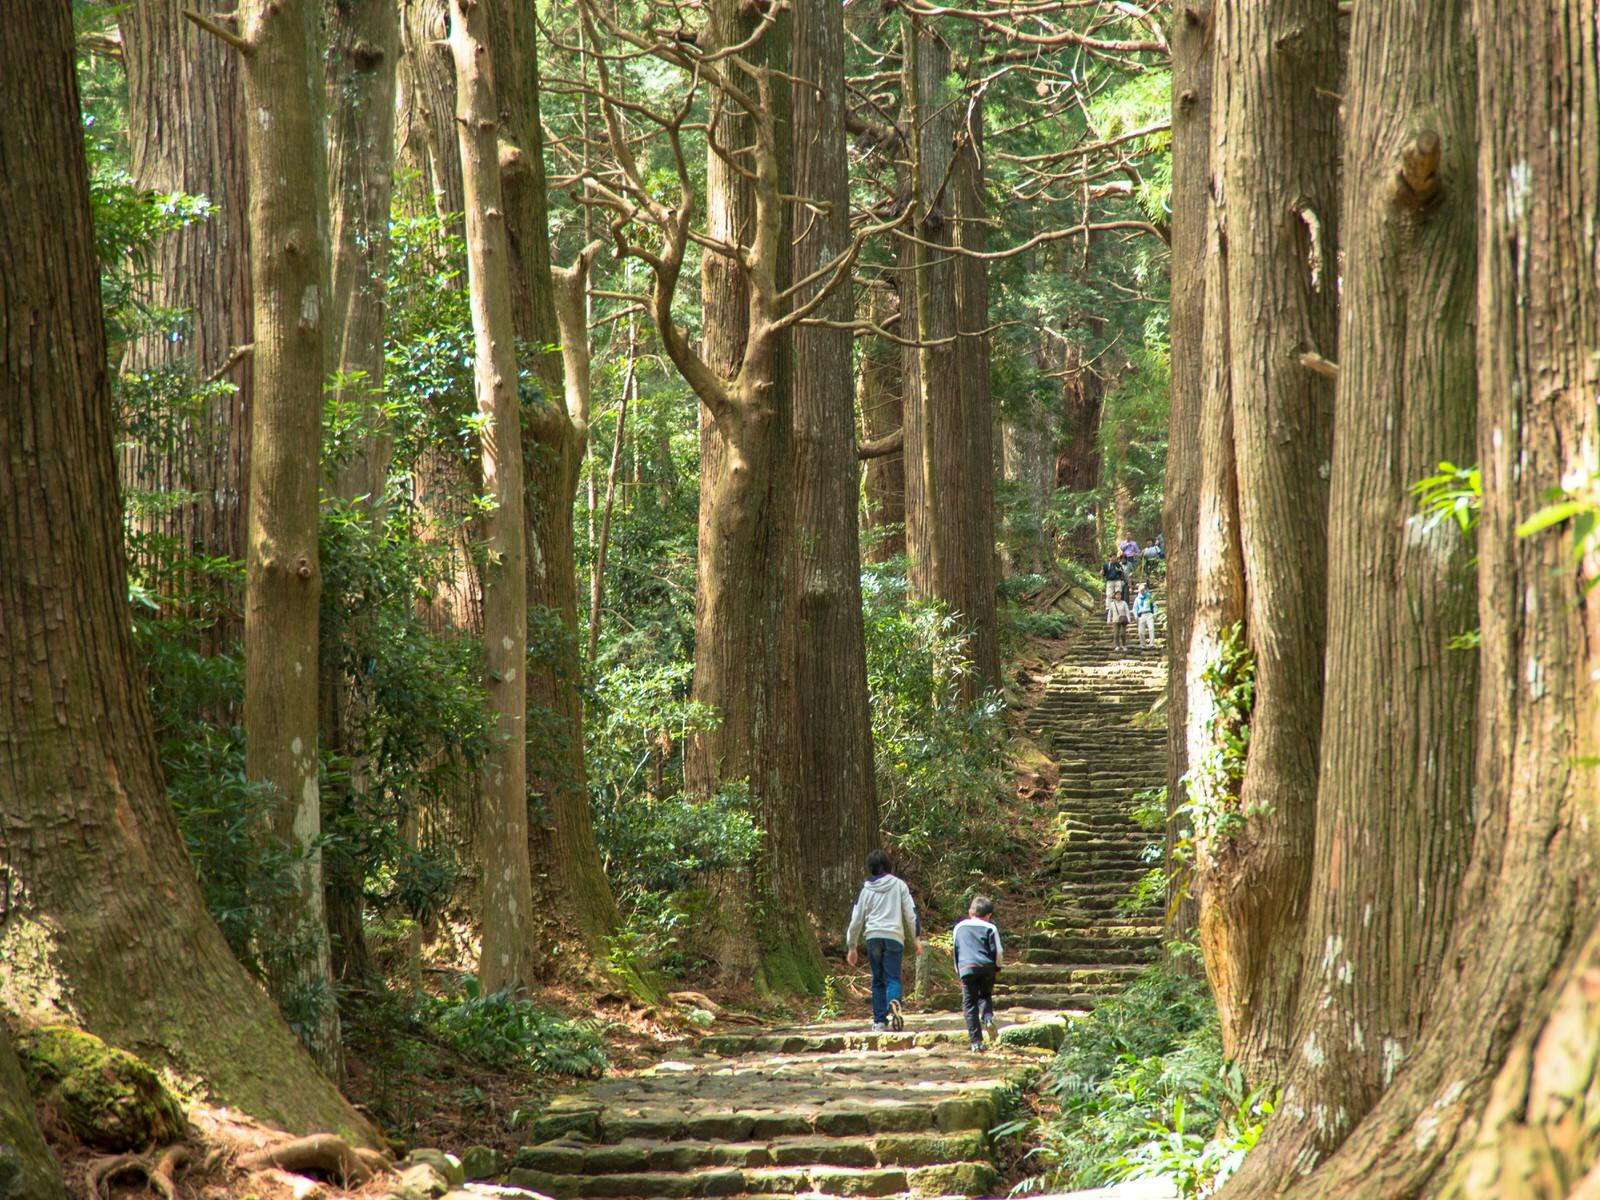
[1027,957,1266,1198]
[862,564,1011,893]
[424,979,608,1078]
[1412,461,1482,535]
[1180,624,1255,845]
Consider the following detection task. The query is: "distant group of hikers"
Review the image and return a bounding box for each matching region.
[843,850,1002,1052]
[1101,533,1161,654]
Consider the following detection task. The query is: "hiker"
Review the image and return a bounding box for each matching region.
[1120,534,1141,575]
[1134,583,1158,651]
[1101,552,1125,616]
[845,849,924,1032]
[1108,588,1132,652]
[953,895,1004,1051]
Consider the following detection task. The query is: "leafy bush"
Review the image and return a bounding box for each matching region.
[1027,955,1267,1198]
[424,978,608,1078]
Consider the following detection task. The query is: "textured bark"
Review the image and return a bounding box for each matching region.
[785,0,879,929]
[0,6,368,1138]
[397,0,463,223]
[901,14,997,694]
[449,0,539,993]
[120,0,253,637]
[235,0,339,1068]
[1162,0,1210,938]
[1000,340,1054,580]
[0,1026,64,1200]
[1190,0,1340,1087]
[1271,1,1600,1194]
[1052,331,1105,563]
[487,0,622,966]
[858,287,906,564]
[321,0,400,985]
[1222,0,1479,1187]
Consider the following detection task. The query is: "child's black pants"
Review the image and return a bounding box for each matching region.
[960,968,997,1042]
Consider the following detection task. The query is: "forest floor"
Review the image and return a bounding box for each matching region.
[62,579,1169,1200]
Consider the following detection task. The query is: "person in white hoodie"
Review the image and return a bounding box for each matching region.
[845,849,924,1032]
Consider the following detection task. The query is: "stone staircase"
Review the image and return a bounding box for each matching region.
[1022,579,1167,1003]
[501,579,1169,1200]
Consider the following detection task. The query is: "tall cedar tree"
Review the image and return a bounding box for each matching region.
[1249,0,1600,1193]
[321,0,400,984]
[448,0,541,993]
[784,0,880,926]
[485,0,623,965]
[1187,0,1340,1085]
[858,286,907,564]
[0,0,369,1139]
[1220,0,1479,1187]
[120,0,254,636]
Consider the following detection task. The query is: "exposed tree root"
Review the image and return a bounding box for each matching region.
[237,1134,387,1186]
[86,1143,191,1200]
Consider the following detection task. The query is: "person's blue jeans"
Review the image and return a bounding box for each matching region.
[866,937,904,1023]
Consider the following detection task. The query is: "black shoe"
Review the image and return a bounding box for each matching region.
[888,999,905,1032]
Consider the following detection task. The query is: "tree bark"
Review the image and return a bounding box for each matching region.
[119,0,253,649]
[785,0,880,930]
[1221,0,1479,1187]
[1190,0,1340,1087]
[320,0,400,986]
[486,0,623,967]
[449,0,540,993]
[1267,1,1600,1194]
[1051,328,1105,562]
[233,0,339,1069]
[1162,0,1211,938]
[397,0,463,224]
[858,287,906,564]
[0,4,370,1139]
[0,1026,64,1200]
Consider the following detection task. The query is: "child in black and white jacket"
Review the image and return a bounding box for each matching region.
[952,895,1004,1050]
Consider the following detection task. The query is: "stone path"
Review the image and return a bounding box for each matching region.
[504,579,1168,1200]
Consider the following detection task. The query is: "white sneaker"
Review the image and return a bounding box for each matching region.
[870,1020,889,1032]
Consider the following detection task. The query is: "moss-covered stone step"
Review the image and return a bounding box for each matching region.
[515,1131,991,1180]
[505,1160,1002,1199]
[696,1010,1068,1058]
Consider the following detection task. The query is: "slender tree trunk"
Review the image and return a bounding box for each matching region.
[1052,330,1105,562]
[0,6,369,1138]
[858,288,906,564]
[233,0,339,1069]
[1222,0,1479,1187]
[485,0,623,967]
[1270,2,1600,1194]
[449,0,539,993]
[785,0,879,929]
[0,1026,64,1200]
[1162,0,1211,937]
[320,0,400,986]
[588,327,636,661]
[119,0,253,651]
[1190,0,1340,1087]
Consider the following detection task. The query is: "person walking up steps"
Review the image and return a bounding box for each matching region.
[1134,582,1158,651]
[846,850,924,1032]
[953,896,1004,1050]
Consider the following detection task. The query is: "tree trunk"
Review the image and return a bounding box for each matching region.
[1161,0,1211,937]
[858,287,906,564]
[1052,330,1104,562]
[119,0,253,650]
[234,0,339,1070]
[0,4,369,1139]
[1190,0,1340,1087]
[1220,0,1479,1187]
[1268,1,1600,1194]
[320,0,400,986]
[397,0,463,224]
[1000,349,1053,580]
[784,0,879,930]
[901,13,998,694]
[0,1026,64,1200]
[448,0,540,993]
[486,0,622,968]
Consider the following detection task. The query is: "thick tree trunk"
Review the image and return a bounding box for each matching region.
[900,15,998,694]
[1190,0,1339,1087]
[1221,0,1479,1187]
[1000,351,1053,580]
[234,0,339,1069]
[785,0,879,930]
[1052,330,1105,562]
[858,287,906,564]
[120,0,253,646]
[0,1026,64,1200]
[1161,0,1210,937]
[449,0,540,993]
[321,0,400,986]
[1273,2,1600,1194]
[0,5,369,1139]
[397,0,463,223]
[486,0,622,967]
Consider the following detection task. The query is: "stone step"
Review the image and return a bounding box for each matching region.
[507,1158,1003,1198]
